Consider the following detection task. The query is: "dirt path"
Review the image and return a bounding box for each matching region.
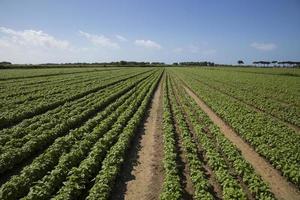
[112,77,164,200]
[174,123,194,200]
[195,79,300,133]
[184,86,300,200]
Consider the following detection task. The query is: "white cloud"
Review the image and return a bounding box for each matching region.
[0,27,78,63]
[115,34,127,42]
[0,27,70,49]
[134,39,162,49]
[79,30,119,49]
[250,42,277,51]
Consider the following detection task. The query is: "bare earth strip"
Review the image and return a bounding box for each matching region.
[174,124,194,199]
[184,86,300,200]
[191,80,300,134]
[113,77,164,200]
[195,79,300,133]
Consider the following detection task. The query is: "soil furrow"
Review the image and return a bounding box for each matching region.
[110,75,164,200]
[194,78,300,133]
[173,122,194,200]
[184,85,300,200]
[179,103,223,200]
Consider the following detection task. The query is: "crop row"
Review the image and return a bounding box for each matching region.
[0,67,120,81]
[0,71,145,138]
[183,71,299,127]
[0,71,155,174]
[0,70,161,200]
[23,72,159,200]
[50,71,160,199]
[0,68,114,92]
[166,75,214,200]
[0,81,123,147]
[178,67,299,107]
[173,69,300,187]
[0,70,141,129]
[0,69,124,103]
[170,72,275,199]
[167,74,246,199]
[2,70,154,136]
[0,68,145,101]
[159,75,182,200]
[85,71,162,200]
[0,69,154,129]
[0,75,138,147]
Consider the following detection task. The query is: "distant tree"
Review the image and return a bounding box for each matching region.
[256,61,271,67]
[0,61,12,69]
[151,62,165,65]
[294,62,300,68]
[280,61,299,68]
[277,61,284,67]
[208,62,215,66]
[0,61,12,65]
[279,61,292,67]
[119,60,127,65]
[260,61,271,67]
[178,61,214,66]
[237,60,244,65]
[271,61,277,67]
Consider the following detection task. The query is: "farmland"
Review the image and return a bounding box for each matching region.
[0,66,299,200]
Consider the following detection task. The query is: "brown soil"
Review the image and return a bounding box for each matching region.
[195,79,300,133]
[196,119,255,199]
[202,165,223,199]
[193,110,254,199]
[184,86,300,200]
[185,118,223,200]
[173,122,194,199]
[171,80,222,199]
[111,77,164,200]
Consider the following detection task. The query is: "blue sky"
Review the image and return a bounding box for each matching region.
[0,0,299,64]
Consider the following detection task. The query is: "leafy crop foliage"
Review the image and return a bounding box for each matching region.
[172,67,300,187]
[0,66,298,200]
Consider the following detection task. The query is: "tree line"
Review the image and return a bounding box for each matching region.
[173,61,215,66]
[1,60,300,69]
[237,60,300,67]
[252,61,300,67]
